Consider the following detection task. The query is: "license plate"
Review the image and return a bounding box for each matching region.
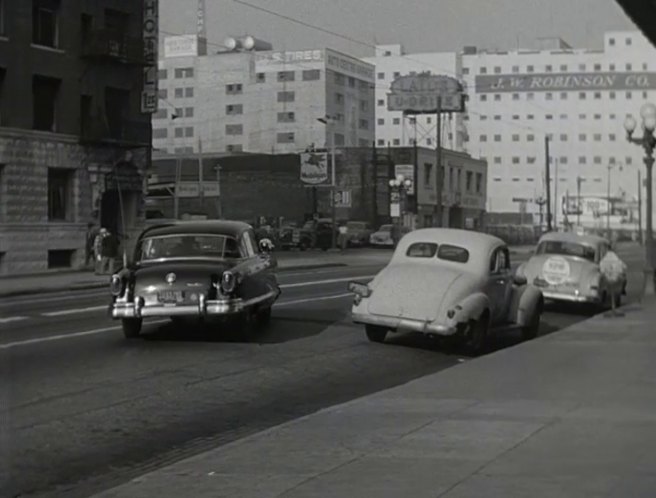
[158,291,184,303]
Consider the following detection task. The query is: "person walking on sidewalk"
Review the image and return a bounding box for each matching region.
[93,228,108,275]
[85,223,99,269]
[101,230,120,275]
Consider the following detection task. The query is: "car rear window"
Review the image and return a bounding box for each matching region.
[537,241,596,262]
[437,244,469,263]
[406,242,438,258]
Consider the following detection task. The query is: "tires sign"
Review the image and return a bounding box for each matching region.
[542,256,571,285]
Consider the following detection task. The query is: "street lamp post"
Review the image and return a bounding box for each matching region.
[624,102,656,299]
[317,116,338,250]
[606,163,614,240]
[389,174,413,244]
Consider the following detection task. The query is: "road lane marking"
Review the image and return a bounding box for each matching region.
[42,305,108,317]
[0,293,355,350]
[281,275,374,289]
[0,317,29,324]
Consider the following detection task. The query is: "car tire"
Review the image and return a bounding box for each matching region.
[122,318,142,339]
[257,306,272,327]
[365,325,387,343]
[240,309,260,341]
[465,316,488,356]
[613,291,622,308]
[521,310,540,341]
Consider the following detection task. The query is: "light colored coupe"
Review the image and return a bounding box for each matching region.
[515,232,627,308]
[348,228,544,354]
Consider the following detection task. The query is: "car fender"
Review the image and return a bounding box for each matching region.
[443,292,490,327]
[508,284,543,327]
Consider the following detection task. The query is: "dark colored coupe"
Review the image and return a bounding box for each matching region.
[109,220,281,339]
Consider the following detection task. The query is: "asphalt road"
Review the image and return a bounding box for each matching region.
[0,247,646,498]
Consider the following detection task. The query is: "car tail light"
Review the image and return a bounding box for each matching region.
[220,271,237,295]
[347,281,371,298]
[110,274,124,296]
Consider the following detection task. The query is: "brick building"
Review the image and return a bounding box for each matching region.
[147,145,487,231]
[0,1,157,275]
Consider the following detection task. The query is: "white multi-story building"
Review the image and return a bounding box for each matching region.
[365,31,656,228]
[153,35,375,157]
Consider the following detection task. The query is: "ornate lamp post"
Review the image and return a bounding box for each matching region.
[389,174,413,245]
[623,102,656,299]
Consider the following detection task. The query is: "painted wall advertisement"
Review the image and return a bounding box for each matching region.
[141,0,159,113]
[300,152,330,185]
[164,35,199,58]
[476,72,656,93]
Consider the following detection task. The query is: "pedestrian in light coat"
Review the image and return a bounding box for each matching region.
[94,228,108,275]
[100,230,119,275]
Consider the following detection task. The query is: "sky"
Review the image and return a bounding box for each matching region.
[160,0,638,57]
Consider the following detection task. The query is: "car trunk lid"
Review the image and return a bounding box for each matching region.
[526,254,592,287]
[367,264,463,322]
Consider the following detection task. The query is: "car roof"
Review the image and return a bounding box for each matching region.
[393,228,505,271]
[538,231,608,247]
[139,220,252,239]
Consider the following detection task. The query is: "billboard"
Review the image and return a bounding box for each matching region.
[300,152,330,185]
[256,50,323,67]
[475,72,656,93]
[388,73,465,113]
[141,0,159,113]
[164,35,199,58]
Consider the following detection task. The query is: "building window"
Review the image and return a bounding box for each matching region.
[579,134,586,141]
[226,104,243,115]
[377,118,384,125]
[226,84,243,95]
[185,87,194,98]
[560,134,567,141]
[153,109,167,120]
[360,100,368,112]
[626,63,632,71]
[609,38,615,46]
[480,94,487,101]
[512,66,519,73]
[277,91,295,103]
[158,69,168,80]
[465,171,473,191]
[527,92,534,100]
[512,134,520,142]
[277,71,295,82]
[174,106,183,117]
[594,156,602,164]
[609,133,616,141]
[174,88,183,98]
[32,75,60,131]
[579,113,586,120]
[463,68,470,75]
[626,91,633,99]
[510,115,518,120]
[579,157,586,164]
[494,134,501,142]
[152,128,168,139]
[495,94,502,101]
[512,157,520,164]
[527,157,536,164]
[47,167,72,221]
[527,134,534,142]
[609,63,616,71]
[480,134,487,142]
[335,93,344,104]
[377,99,384,106]
[594,134,602,141]
[546,93,553,100]
[277,111,295,123]
[184,126,193,137]
[377,139,384,146]
[559,156,568,164]
[546,114,553,120]
[256,73,266,83]
[158,88,168,99]
[377,72,384,80]
[426,138,432,145]
[276,132,294,144]
[579,92,586,99]
[545,65,553,72]
[33,0,60,48]
[594,64,602,72]
[174,127,183,138]
[174,67,194,78]
[393,138,400,146]
[626,157,633,165]
[560,64,567,72]
[480,115,488,121]
[226,124,243,135]
[302,69,321,81]
[527,65,534,73]
[393,117,400,125]
[527,114,534,120]
[494,66,501,74]
[184,107,193,118]
[560,114,568,120]
[226,144,243,152]
[594,92,602,100]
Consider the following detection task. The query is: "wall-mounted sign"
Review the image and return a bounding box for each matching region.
[475,72,656,93]
[394,164,415,195]
[177,182,220,198]
[300,152,330,185]
[388,73,465,113]
[333,190,352,208]
[326,50,375,80]
[256,50,323,67]
[164,35,199,58]
[141,0,159,113]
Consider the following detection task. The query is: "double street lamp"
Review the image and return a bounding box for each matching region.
[389,174,413,243]
[623,102,656,298]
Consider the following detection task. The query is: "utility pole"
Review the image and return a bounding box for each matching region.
[435,96,443,227]
[330,128,337,249]
[545,136,552,231]
[553,158,559,230]
[372,141,378,228]
[576,175,582,227]
[606,163,613,240]
[638,169,643,245]
[173,156,181,219]
[198,137,204,216]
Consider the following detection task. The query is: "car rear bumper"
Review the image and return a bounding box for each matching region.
[541,290,600,303]
[111,290,279,319]
[352,312,458,336]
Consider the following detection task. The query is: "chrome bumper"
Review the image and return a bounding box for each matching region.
[541,290,600,303]
[111,295,245,319]
[351,312,458,336]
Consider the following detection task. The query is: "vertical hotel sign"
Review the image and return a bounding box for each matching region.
[141,0,159,113]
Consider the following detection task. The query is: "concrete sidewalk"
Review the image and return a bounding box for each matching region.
[94,299,656,498]
[0,249,392,298]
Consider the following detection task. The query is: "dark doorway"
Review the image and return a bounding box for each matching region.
[100,190,121,235]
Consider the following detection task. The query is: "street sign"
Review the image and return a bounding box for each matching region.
[300,152,330,185]
[177,181,220,198]
[390,203,401,218]
[333,190,351,208]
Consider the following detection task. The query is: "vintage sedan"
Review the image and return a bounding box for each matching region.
[515,232,627,308]
[109,220,281,339]
[348,228,544,354]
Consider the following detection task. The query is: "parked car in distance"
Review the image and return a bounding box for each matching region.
[345,221,374,247]
[278,218,335,251]
[369,224,411,247]
[109,220,281,339]
[515,231,627,309]
[348,228,544,354]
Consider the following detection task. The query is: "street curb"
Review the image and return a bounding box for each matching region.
[0,263,348,299]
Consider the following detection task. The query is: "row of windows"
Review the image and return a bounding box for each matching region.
[472,112,624,121]
[153,107,194,120]
[158,87,195,99]
[491,176,605,183]
[466,61,649,75]
[489,156,633,166]
[478,133,619,143]
[158,68,194,80]
[152,126,195,139]
[477,90,650,102]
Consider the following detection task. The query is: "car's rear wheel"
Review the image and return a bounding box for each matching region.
[122,318,142,339]
[465,315,488,356]
[521,308,541,341]
[365,325,387,343]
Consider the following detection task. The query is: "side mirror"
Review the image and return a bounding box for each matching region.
[513,274,528,286]
[259,238,274,253]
